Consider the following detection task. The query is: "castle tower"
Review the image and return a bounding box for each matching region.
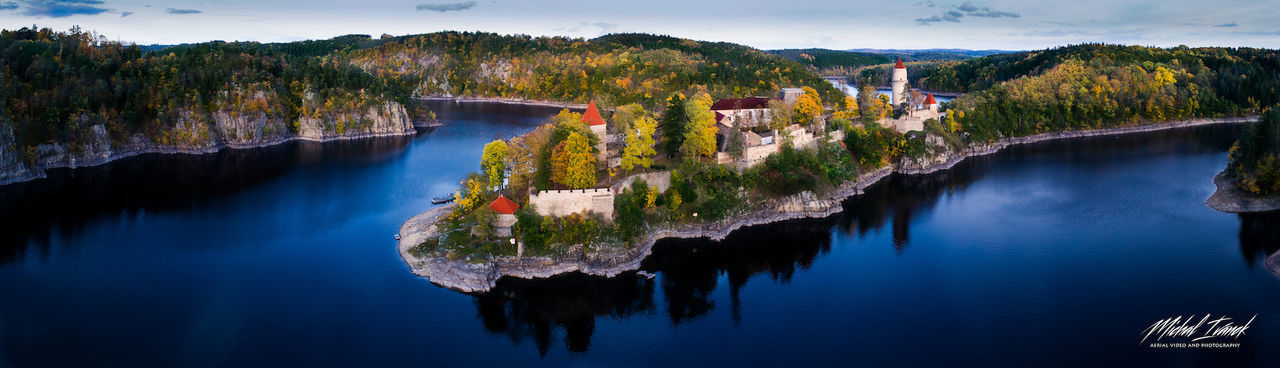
[924,93,938,113]
[581,101,608,162]
[890,58,908,108]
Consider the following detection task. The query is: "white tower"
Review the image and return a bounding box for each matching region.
[890,58,908,109]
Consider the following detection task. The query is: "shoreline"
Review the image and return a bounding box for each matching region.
[1205,171,1280,213]
[398,116,1261,293]
[0,129,417,187]
[417,96,590,110]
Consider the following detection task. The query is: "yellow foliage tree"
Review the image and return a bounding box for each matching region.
[562,132,597,189]
[792,86,823,126]
[480,140,509,190]
[621,115,658,172]
[681,92,718,158]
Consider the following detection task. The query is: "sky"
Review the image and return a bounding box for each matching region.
[1,0,1278,50]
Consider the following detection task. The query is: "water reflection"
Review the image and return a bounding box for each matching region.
[0,135,414,264]
[1238,212,1280,271]
[476,273,656,355]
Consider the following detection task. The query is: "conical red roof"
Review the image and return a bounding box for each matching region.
[488,195,519,214]
[581,101,607,126]
[924,93,937,105]
[894,58,906,69]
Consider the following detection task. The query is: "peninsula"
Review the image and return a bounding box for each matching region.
[1207,109,1280,213]
[395,42,1279,292]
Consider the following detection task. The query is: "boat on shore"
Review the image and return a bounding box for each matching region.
[431,194,455,205]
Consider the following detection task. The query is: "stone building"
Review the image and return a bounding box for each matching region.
[488,195,519,237]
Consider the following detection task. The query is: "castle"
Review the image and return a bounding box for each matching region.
[881,58,940,134]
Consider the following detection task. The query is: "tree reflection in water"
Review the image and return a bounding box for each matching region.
[1237,212,1280,271]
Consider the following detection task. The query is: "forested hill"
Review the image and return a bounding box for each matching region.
[767,48,892,75]
[346,32,844,109]
[859,44,1280,95]
[947,44,1280,142]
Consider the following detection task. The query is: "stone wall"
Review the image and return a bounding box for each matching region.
[612,171,671,193]
[529,188,615,220]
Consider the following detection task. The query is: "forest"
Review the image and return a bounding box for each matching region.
[946,45,1280,142]
[2,27,845,164]
[0,26,418,160]
[1228,107,1280,195]
[347,32,844,109]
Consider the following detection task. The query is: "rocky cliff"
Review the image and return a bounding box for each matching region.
[0,101,416,186]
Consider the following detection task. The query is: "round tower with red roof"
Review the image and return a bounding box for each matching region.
[890,57,908,109]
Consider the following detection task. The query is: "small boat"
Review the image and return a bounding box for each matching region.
[394,234,401,240]
[431,194,456,204]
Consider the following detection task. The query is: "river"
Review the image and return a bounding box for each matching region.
[1,102,1276,366]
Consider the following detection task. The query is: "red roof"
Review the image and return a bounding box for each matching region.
[894,58,906,69]
[581,101,606,126]
[488,195,519,215]
[710,97,776,111]
[924,93,937,105]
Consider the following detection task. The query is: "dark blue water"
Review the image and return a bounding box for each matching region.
[1,103,1276,366]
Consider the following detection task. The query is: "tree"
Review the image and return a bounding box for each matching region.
[725,117,745,159]
[611,103,646,137]
[549,141,569,186]
[660,93,688,157]
[767,99,794,130]
[857,83,889,123]
[563,132,598,189]
[621,115,658,171]
[832,95,859,121]
[681,92,718,159]
[792,86,823,126]
[480,140,509,190]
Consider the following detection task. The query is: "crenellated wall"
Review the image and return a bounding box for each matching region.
[528,188,615,220]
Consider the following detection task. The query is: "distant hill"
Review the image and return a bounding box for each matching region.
[767,48,892,75]
[348,32,845,108]
[847,48,1017,59]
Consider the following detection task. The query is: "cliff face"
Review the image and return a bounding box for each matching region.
[0,101,416,186]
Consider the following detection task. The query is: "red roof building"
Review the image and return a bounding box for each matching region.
[710,97,776,111]
[488,195,519,215]
[581,101,607,126]
[894,57,906,69]
[924,93,937,105]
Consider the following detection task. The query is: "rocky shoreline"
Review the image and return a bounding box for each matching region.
[1205,171,1280,213]
[0,102,419,186]
[418,96,590,110]
[397,116,1262,293]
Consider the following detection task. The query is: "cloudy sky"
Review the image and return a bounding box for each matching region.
[2,0,1278,50]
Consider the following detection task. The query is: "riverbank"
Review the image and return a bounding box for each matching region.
[417,96,590,110]
[1206,171,1280,213]
[0,128,418,187]
[397,116,1259,293]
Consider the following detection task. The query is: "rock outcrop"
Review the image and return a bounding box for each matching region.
[1206,171,1280,213]
[0,102,416,186]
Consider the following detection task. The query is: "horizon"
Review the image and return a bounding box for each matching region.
[1,0,1277,51]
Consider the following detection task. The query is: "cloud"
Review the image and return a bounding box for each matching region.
[917,1,1018,25]
[957,1,1019,18]
[165,8,201,14]
[1213,22,1238,28]
[0,1,17,10]
[20,0,110,17]
[120,10,131,17]
[416,1,476,12]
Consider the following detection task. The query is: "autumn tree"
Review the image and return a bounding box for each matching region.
[480,140,510,190]
[621,115,658,172]
[792,86,823,126]
[611,103,646,137]
[832,95,859,122]
[681,92,718,159]
[767,99,794,130]
[562,132,598,188]
[549,141,569,186]
[660,93,688,157]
